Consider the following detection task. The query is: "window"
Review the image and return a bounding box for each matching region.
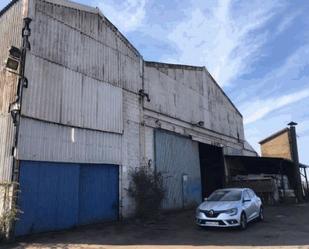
[243,191,250,200]
[208,190,242,201]
[248,189,255,198]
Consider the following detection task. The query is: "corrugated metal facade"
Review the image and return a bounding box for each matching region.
[22,54,123,134]
[144,63,244,141]
[17,118,122,165]
[0,0,23,182]
[0,115,14,181]
[28,1,142,93]
[155,129,202,210]
[15,161,119,236]
[0,0,256,227]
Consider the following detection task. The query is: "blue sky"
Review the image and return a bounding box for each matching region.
[1,0,309,166]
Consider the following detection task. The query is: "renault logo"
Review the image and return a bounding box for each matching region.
[209,210,214,216]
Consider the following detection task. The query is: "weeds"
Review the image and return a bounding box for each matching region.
[0,182,21,241]
[128,166,165,219]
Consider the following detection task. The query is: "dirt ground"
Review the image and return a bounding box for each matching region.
[2,203,309,249]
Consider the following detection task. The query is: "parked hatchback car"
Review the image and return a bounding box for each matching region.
[196,188,263,229]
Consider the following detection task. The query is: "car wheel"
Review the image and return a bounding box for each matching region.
[239,212,247,230]
[259,206,264,221]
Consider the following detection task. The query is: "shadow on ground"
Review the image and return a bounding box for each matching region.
[4,203,309,248]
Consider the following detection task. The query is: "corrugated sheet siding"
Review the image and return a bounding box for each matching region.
[17,117,122,164]
[0,0,23,182]
[155,130,202,210]
[22,54,123,133]
[144,64,244,141]
[144,66,204,124]
[28,0,142,92]
[0,115,15,181]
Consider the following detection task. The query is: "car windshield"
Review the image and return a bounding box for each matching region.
[207,190,242,201]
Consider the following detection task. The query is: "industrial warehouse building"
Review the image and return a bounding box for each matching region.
[0,0,257,236]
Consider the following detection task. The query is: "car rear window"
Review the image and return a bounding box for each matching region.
[208,190,242,201]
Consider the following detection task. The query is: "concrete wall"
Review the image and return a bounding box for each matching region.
[260,130,292,160]
[0,0,24,182]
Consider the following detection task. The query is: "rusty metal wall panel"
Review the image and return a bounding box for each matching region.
[17,117,122,165]
[0,0,23,182]
[22,54,123,134]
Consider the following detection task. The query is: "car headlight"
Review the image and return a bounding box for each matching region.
[224,208,238,216]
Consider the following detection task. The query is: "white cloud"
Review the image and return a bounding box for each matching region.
[165,0,282,86]
[94,0,147,33]
[276,11,301,34]
[242,89,309,125]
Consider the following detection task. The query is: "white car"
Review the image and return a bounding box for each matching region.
[196,188,263,229]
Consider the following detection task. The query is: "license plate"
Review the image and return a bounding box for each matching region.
[205,221,219,226]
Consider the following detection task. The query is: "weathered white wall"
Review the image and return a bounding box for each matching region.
[0,115,15,182]
[18,0,144,218]
[121,91,141,217]
[0,0,24,182]
[28,0,142,92]
[17,117,122,164]
[13,0,254,219]
[22,54,123,134]
[143,62,245,151]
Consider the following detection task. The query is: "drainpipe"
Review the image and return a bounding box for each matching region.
[287,122,303,202]
[11,17,32,182]
[8,17,32,240]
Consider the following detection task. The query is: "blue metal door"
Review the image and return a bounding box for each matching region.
[15,161,119,236]
[15,162,80,236]
[78,164,119,224]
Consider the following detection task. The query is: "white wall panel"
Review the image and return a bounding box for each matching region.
[144,63,244,142]
[144,66,204,124]
[30,1,142,92]
[0,115,14,182]
[22,54,123,134]
[0,0,23,182]
[17,118,122,164]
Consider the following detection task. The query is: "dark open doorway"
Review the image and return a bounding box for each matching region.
[199,143,225,198]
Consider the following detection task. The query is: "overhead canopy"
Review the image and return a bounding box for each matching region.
[224,155,298,193]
